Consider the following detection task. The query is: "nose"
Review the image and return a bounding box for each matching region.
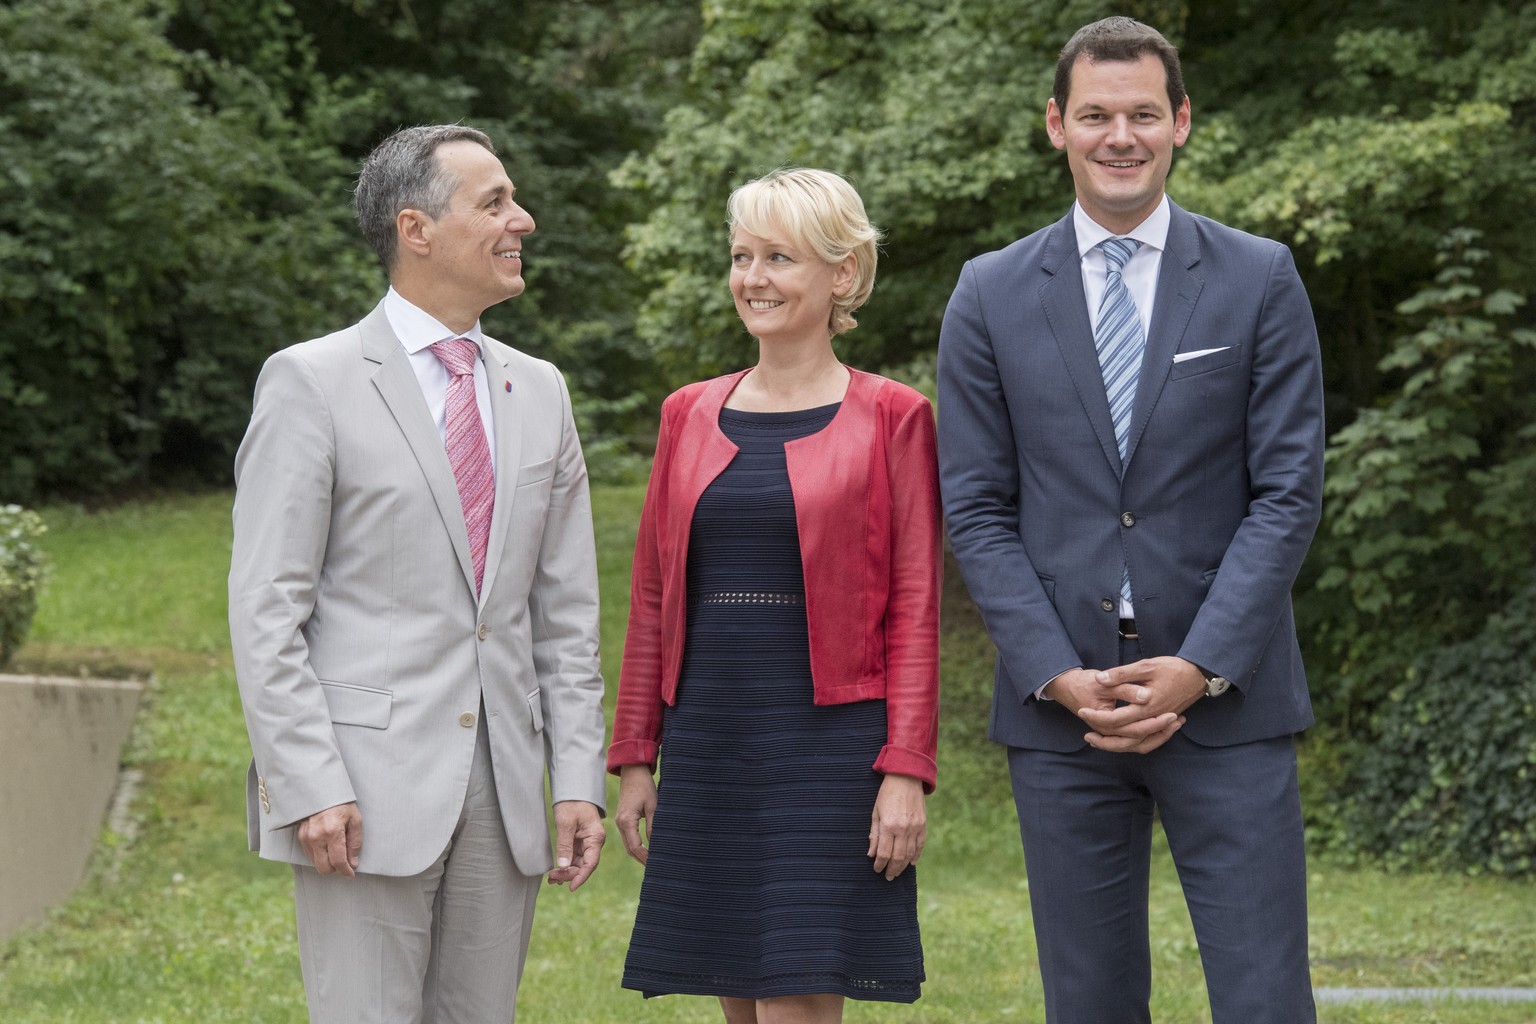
[509,202,535,236]
[743,256,769,287]
[1106,114,1134,147]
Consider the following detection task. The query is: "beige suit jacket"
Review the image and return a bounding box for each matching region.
[229,301,607,877]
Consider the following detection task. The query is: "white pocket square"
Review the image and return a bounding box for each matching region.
[1172,347,1230,364]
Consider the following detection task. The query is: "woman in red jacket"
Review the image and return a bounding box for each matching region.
[608,167,941,1024]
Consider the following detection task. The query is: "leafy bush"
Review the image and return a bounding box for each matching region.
[0,0,376,500]
[1335,573,1536,875]
[1299,230,1536,735]
[1297,229,1536,872]
[0,504,47,669]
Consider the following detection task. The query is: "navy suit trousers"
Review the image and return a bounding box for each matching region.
[1007,726,1315,1024]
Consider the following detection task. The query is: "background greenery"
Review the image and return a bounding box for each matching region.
[0,504,46,668]
[3,493,1535,1022]
[0,0,1533,879]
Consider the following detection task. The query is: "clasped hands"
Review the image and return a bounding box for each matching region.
[1044,656,1209,754]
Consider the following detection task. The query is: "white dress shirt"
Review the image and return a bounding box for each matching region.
[1073,195,1169,341]
[384,287,497,467]
[1038,197,1172,699]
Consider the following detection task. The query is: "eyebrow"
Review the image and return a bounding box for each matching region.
[1075,100,1164,114]
[732,237,800,253]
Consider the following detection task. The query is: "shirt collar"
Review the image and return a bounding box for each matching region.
[384,287,486,356]
[1071,195,1171,259]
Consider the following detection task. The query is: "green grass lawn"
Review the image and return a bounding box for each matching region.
[3,488,1535,1023]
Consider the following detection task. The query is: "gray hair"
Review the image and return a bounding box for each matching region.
[354,124,496,271]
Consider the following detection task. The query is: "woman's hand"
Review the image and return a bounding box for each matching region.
[868,773,927,880]
[615,764,659,865]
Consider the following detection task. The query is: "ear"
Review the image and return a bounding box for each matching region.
[396,208,433,259]
[1173,96,1192,148]
[1045,98,1068,152]
[831,254,858,298]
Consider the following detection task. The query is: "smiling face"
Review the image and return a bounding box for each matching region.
[399,139,535,329]
[1046,53,1191,235]
[729,226,855,346]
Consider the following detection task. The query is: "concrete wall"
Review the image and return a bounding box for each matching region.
[0,674,144,943]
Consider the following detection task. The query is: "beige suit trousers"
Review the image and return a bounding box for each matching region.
[292,710,541,1023]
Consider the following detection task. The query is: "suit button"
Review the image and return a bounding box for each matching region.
[1121,512,1135,527]
[459,711,477,728]
[1101,598,1115,612]
[477,623,489,641]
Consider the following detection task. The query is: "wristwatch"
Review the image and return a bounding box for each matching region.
[1200,668,1231,697]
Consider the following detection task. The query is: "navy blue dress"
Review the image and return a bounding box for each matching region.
[621,403,924,1003]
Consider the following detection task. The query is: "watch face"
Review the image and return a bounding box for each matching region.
[1207,676,1231,697]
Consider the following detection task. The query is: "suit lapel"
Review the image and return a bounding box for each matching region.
[1123,203,1204,469]
[362,304,480,598]
[477,339,523,606]
[1038,215,1123,475]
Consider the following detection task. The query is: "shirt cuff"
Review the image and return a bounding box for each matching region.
[1035,667,1083,703]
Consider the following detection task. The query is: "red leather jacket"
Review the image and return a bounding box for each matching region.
[606,368,942,790]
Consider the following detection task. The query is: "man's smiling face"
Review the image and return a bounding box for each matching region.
[1046,52,1191,234]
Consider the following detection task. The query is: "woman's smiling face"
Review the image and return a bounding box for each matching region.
[729,226,854,344]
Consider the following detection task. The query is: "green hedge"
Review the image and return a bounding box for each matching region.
[1337,572,1536,875]
[0,504,47,669]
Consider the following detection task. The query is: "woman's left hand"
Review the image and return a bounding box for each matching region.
[868,774,927,880]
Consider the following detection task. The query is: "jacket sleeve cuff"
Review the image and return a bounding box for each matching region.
[872,745,937,794]
[605,738,659,776]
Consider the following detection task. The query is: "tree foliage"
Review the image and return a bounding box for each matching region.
[617,0,1159,381]
[618,0,1536,400]
[0,0,698,499]
[0,0,377,500]
[1300,230,1536,731]
[1177,0,1536,414]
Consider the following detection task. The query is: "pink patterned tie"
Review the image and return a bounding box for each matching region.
[430,339,494,595]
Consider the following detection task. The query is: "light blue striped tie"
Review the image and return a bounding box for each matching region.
[1096,236,1144,606]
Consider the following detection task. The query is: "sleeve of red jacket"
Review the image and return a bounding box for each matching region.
[605,401,674,774]
[870,395,942,792]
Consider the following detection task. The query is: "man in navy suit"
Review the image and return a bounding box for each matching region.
[938,17,1323,1023]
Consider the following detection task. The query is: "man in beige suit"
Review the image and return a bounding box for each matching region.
[229,124,607,1023]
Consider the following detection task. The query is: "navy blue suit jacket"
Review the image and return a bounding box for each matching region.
[938,202,1324,753]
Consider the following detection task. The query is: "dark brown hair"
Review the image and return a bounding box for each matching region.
[1053,17,1185,114]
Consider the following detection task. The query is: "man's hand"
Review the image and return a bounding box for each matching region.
[1045,665,1183,755]
[297,802,363,876]
[868,774,927,881]
[614,765,657,866]
[1075,657,1208,753]
[547,800,605,891]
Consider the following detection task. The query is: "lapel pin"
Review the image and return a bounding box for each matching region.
[504,380,512,393]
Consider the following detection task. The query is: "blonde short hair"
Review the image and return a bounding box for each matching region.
[727,168,881,336]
